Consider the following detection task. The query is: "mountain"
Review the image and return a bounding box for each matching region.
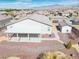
[31,4,63,10]
[31,4,79,10]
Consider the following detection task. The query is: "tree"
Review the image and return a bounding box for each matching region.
[69,13,72,17]
[58,13,62,16]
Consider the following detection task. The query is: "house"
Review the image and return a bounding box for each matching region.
[52,16,62,22]
[62,12,69,17]
[70,20,79,25]
[72,25,79,37]
[71,19,79,37]
[52,16,64,26]
[5,14,52,42]
[59,22,72,33]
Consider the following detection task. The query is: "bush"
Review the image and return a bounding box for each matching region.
[78,42,79,45]
[66,40,72,49]
[37,51,71,59]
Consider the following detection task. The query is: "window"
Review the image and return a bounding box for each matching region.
[29,34,39,37]
[48,27,50,31]
[66,30,69,32]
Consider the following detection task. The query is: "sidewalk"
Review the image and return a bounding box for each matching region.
[0,35,8,42]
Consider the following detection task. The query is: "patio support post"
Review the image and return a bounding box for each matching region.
[28,33,30,40]
[39,34,42,39]
[7,33,9,40]
[40,34,42,40]
[17,33,19,41]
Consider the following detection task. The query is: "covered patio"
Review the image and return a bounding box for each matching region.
[6,33,43,42]
[5,32,60,42]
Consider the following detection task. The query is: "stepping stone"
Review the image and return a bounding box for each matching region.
[6,56,20,59]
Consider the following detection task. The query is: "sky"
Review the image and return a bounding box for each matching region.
[0,0,79,9]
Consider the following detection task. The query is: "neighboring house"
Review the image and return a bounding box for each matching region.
[5,14,52,41]
[70,20,79,25]
[72,25,79,37]
[59,22,72,33]
[52,16,63,23]
[71,19,79,37]
[62,12,69,17]
[62,10,73,17]
[0,15,12,28]
[65,20,72,25]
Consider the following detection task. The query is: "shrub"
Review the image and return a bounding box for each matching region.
[78,42,79,45]
[37,51,71,59]
[66,40,72,49]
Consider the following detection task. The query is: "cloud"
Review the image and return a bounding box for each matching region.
[16,0,32,2]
